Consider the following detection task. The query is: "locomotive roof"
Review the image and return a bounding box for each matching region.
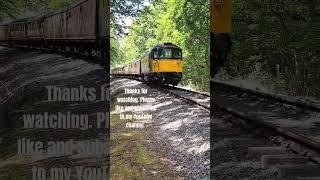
[153,43,180,49]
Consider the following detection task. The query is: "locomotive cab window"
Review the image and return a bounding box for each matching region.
[158,48,182,59]
[153,49,159,59]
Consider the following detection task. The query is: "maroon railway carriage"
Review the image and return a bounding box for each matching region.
[0,24,8,44]
[0,0,109,61]
[111,60,141,78]
[27,16,44,48]
[6,19,28,46]
[128,60,141,76]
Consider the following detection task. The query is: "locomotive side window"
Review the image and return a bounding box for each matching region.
[153,49,159,59]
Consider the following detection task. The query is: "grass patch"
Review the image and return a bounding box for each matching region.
[110,113,127,128]
[110,110,180,179]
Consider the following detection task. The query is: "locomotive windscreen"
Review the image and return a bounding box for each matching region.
[156,48,182,59]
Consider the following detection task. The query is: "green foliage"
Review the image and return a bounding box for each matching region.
[111,0,149,36]
[0,0,71,21]
[110,0,150,67]
[0,0,17,19]
[220,0,320,97]
[47,0,72,10]
[112,0,210,91]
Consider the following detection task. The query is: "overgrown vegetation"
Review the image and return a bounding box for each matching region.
[220,0,320,97]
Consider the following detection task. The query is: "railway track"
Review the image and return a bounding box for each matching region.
[211,79,320,179]
[2,46,319,178]
[160,85,210,110]
[123,77,320,178]
[124,77,320,179]
[116,77,211,110]
[212,79,320,112]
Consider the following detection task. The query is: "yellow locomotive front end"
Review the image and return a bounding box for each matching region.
[149,43,183,86]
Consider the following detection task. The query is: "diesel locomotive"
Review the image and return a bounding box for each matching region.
[111,43,183,86]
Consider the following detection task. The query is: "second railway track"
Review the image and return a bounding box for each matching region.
[119,77,320,179]
[211,79,320,179]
